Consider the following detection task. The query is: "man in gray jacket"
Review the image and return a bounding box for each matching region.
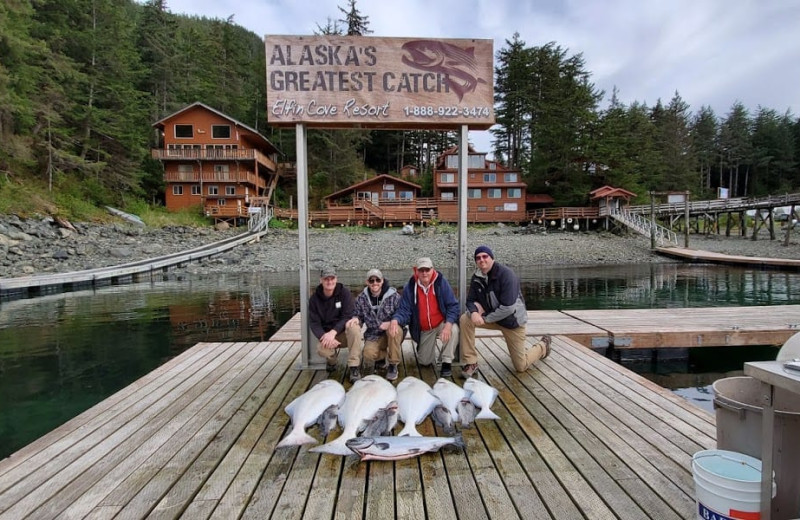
[459,245,550,378]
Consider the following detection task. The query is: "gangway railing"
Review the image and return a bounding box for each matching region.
[611,209,678,247]
[247,206,272,232]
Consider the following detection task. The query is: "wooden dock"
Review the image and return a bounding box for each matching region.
[0,311,723,520]
[655,246,800,270]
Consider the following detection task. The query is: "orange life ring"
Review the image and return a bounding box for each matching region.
[357,220,364,226]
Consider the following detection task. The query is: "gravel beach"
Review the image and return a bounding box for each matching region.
[1,216,798,278]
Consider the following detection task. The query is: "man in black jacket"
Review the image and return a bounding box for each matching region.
[459,246,550,378]
[309,266,363,382]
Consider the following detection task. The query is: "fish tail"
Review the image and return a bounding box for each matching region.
[475,408,500,420]
[452,432,465,449]
[276,429,318,448]
[308,437,354,456]
[397,424,422,437]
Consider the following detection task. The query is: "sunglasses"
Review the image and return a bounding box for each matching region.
[368,277,382,283]
[417,267,432,273]
[475,254,491,261]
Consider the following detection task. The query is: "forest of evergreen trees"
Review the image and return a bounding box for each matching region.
[1,0,798,211]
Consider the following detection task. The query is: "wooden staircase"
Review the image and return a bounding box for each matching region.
[610,209,678,246]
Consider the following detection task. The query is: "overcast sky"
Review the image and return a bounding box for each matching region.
[162,0,800,156]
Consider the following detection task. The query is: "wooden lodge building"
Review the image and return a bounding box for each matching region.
[433,146,528,222]
[152,102,282,223]
[151,105,636,229]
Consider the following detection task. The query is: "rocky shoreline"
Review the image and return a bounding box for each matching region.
[1,215,798,279]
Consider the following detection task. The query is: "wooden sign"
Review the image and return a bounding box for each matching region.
[265,35,494,129]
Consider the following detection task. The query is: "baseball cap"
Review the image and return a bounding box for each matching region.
[367,268,383,280]
[415,257,433,269]
[320,266,336,278]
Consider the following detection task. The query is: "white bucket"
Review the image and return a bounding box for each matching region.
[692,449,775,520]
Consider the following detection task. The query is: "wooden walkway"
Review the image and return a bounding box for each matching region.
[0,313,721,520]
[655,246,800,270]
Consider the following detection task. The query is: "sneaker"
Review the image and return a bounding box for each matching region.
[326,361,337,373]
[373,358,387,372]
[386,363,398,381]
[461,363,478,378]
[540,335,552,359]
[349,366,361,383]
[440,362,452,377]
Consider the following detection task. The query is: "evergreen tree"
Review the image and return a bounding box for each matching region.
[651,92,694,192]
[719,102,752,196]
[690,106,718,196]
[338,0,372,36]
[492,33,531,170]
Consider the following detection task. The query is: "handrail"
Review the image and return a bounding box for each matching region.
[627,192,800,216]
[611,209,678,246]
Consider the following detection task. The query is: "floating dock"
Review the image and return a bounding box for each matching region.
[0,308,739,519]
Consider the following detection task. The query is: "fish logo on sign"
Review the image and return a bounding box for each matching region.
[697,502,761,520]
[400,40,487,101]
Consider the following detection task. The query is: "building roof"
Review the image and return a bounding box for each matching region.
[526,193,555,204]
[323,174,422,200]
[590,185,637,199]
[152,101,281,155]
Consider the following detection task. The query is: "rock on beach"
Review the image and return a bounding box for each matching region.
[1,215,798,279]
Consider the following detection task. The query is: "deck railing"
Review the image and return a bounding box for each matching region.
[151,148,277,171]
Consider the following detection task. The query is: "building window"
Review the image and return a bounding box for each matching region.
[408,168,416,176]
[217,199,226,206]
[508,188,522,198]
[477,206,487,212]
[495,206,504,211]
[383,183,395,190]
[468,154,485,168]
[440,173,455,183]
[208,185,219,195]
[226,186,236,195]
[212,125,231,139]
[483,173,496,183]
[172,185,183,195]
[382,191,396,200]
[446,155,458,168]
[504,202,518,211]
[191,185,201,195]
[356,191,371,200]
[441,192,454,200]
[178,164,193,173]
[468,188,481,198]
[175,124,193,138]
[488,188,502,198]
[213,164,229,180]
[489,163,497,170]
[399,191,413,200]
[505,173,518,182]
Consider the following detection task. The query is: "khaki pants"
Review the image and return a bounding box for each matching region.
[316,321,363,367]
[459,312,546,372]
[363,327,403,365]
[416,321,459,366]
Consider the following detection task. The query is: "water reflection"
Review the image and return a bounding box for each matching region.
[1,263,798,459]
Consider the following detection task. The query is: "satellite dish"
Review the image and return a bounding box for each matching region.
[776,331,800,361]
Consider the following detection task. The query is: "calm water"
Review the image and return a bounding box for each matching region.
[1,262,798,459]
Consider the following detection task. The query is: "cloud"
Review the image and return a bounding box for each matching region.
[159,0,800,153]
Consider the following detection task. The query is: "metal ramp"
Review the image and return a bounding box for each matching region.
[611,209,678,246]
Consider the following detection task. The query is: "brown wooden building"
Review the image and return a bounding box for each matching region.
[433,146,528,222]
[152,102,281,222]
[320,174,422,226]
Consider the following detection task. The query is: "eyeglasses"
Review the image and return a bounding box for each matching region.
[417,267,431,273]
[475,254,491,261]
[368,277,382,283]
